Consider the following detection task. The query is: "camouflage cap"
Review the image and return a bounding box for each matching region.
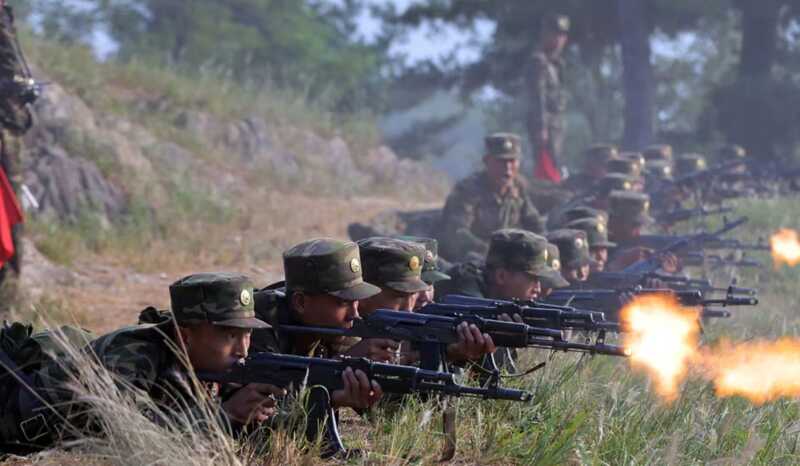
[485,132,522,159]
[395,235,451,285]
[607,157,642,178]
[542,13,570,34]
[583,144,618,162]
[541,242,570,289]
[674,153,707,177]
[562,205,609,226]
[645,160,673,180]
[169,272,269,329]
[547,229,596,269]
[718,144,746,159]
[608,191,653,226]
[486,229,564,285]
[643,144,673,162]
[283,238,381,300]
[596,173,635,195]
[566,218,617,249]
[358,237,429,293]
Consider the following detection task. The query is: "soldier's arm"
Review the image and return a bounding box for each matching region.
[520,193,545,234]
[439,189,489,259]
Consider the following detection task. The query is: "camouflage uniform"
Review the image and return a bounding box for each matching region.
[0,273,268,450]
[252,238,380,356]
[0,4,33,275]
[438,134,544,261]
[528,14,570,169]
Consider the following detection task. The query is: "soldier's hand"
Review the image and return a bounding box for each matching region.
[222,383,286,425]
[447,322,496,362]
[331,367,383,410]
[344,338,400,363]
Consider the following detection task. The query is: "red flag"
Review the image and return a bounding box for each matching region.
[0,166,22,268]
[533,147,562,184]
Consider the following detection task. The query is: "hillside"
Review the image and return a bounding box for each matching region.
[5,37,448,331]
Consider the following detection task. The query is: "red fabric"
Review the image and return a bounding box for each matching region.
[0,167,22,268]
[533,147,562,184]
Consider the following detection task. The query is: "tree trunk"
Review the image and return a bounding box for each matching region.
[737,0,781,80]
[617,0,654,150]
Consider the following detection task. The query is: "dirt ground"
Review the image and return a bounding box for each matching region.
[18,195,440,334]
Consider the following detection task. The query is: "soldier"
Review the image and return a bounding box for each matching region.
[252,238,385,365]
[438,133,544,261]
[393,236,451,311]
[0,0,34,276]
[546,229,595,285]
[1,273,287,451]
[356,237,494,364]
[528,13,570,180]
[565,217,617,273]
[561,144,619,193]
[437,229,564,302]
[674,153,707,179]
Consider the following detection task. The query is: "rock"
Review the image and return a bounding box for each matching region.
[31,81,97,134]
[25,145,127,223]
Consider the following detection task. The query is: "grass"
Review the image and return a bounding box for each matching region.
[6,194,799,466]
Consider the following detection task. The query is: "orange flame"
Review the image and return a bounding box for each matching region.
[699,338,800,404]
[770,228,800,267]
[620,294,701,401]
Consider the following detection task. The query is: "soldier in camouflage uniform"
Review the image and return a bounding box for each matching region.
[565,217,616,273]
[438,133,545,262]
[437,229,566,301]
[1,273,284,451]
[546,229,596,285]
[0,1,33,276]
[356,237,494,365]
[528,14,570,173]
[250,238,386,412]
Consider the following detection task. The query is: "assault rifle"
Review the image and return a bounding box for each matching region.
[681,252,763,269]
[655,206,734,225]
[199,353,530,457]
[281,308,627,369]
[422,296,625,348]
[545,287,758,320]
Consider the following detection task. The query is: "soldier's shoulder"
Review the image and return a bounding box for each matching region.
[90,324,174,376]
[436,260,486,298]
[449,172,486,197]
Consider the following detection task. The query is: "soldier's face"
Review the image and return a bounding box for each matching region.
[563,265,590,284]
[413,285,435,312]
[293,292,360,329]
[180,323,252,372]
[484,156,519,190]
[491,268,541,301]
[591,247,608,272]
[359,287,418,315]
[543,32,568,55]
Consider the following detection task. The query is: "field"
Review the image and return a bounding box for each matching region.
[2,196,798,466]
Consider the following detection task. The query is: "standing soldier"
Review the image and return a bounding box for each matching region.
[529,13,570,183]
[0,0,34,276]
